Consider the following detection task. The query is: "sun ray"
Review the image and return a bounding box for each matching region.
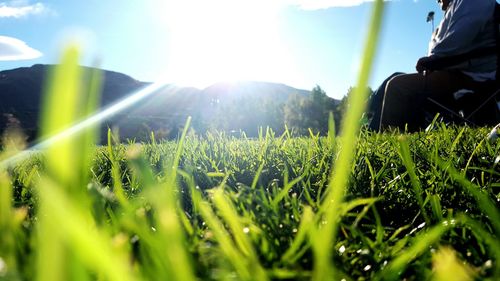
[0,80,170,169]
[154,0,301,88]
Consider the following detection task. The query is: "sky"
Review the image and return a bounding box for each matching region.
[0,0,441,99]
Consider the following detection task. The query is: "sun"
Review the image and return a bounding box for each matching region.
[154,0,299,88]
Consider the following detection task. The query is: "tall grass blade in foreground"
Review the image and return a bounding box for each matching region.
[398,137,430,224]
[211,187,268,281]
[141,117,197,281]
[376,219,457,281]
[0,1,499,280]
[432,246,474,281]
[0,132,27,280]
[35,46,137,281]
[312,0,385,279]
[433,156,500,235]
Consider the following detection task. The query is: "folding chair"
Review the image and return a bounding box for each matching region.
[426,82,500,126]
[424,2,500,127]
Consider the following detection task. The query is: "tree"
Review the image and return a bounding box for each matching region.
[333,86,374,131]
[284,85,338,135]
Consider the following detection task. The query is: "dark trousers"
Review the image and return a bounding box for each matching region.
[368,71,481,131]
[368,72,403,130]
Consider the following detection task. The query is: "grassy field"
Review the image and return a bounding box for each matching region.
[1,1,499,279]
[2,113,500,281]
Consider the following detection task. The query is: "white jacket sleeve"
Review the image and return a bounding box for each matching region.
[429,0,496,57]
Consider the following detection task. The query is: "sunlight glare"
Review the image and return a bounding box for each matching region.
[0,80,169,169]
[156,0,302,88]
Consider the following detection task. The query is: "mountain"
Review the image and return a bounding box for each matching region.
[0,64,337,142]
[0,64,147,140]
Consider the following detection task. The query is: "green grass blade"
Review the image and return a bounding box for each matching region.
[432,246,475,281]
[0,169,26,278]
[271,172,305,207]
[398,137,430,224]
[144,116,196,281]
[327,111,336,147]
[211,188,268,281]
[251,161,265,189]
[433,156,500,235]
[459,214,500,277]
[37,177,137,281]
[107,129,128,206]
[196,197,254,280]
[78,66,103,182]
[281,206,315,263]
[376,219,458,281]
[313,0,385,280]
[39,46,82,188]
[430,194,444,221]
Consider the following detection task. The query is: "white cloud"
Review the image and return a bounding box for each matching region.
[0,36,42,61]
[0,1,49,18]
[285,0,382,10]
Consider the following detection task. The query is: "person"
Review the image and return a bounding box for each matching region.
[368,0,498,131]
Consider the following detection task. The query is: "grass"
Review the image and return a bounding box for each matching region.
[2,109,500,280]
[1,0,500,279]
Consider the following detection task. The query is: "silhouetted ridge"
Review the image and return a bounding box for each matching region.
[0,64,336,142]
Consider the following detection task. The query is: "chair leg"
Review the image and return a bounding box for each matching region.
[465,89,500,120]
[426,97,476,126]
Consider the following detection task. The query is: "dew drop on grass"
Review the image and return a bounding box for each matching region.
[292,228,298,233]
[409,228,418,235]
[363,265,372,271]
[243,227,250,234]
[135,208,146,218]
[151,227,157,232]
[279,224,283,228]
[338,245,346,254]
[417,222,426,229]
[130,235,139,244]
[0,257,6,276]
[485,260,493,268]
[357,249,370,255]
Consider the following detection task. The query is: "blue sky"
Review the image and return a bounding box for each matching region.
[0,0,440,99]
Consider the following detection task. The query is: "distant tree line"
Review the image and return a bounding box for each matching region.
[0,65,375,143]
[0,83,372,143]
[159,85,374,139]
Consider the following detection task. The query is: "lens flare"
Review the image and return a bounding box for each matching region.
[0,80,169,169]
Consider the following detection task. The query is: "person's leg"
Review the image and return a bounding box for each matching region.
[379,71,479,131]
[367,72,404,131]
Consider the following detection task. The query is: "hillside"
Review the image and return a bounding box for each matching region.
[0,65,334,141]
